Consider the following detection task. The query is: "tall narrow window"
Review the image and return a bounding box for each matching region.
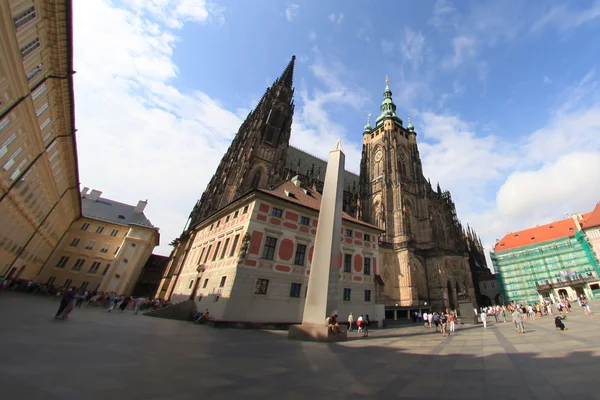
[203,245,212,263]
[212,242,222,261]
[343,254,352,273]
[343,288,351,301]
[220,276,227,287]
[220,238,230,259]
[290,282,301,298]
[102,264,111,276]
[364,258,371,275]
[294,244,307,266]
[229,234,240,257]
[262,236,277,260]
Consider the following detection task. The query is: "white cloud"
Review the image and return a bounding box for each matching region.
[328,13,344,24]
[417,71,600,263]
[285,4,300,21]
[308,30,317,41]
[443,36,478,68]
[531,1,600,32]
[543,75,552,84]
[290,50,370,174]
[125,0,225,28]
[400,27,426,69]
[73,1,238,256]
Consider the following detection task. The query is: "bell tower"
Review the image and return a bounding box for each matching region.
[359,76,419,243]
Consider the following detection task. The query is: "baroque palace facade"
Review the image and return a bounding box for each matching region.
[159,56,487,317]
[0,0,81,280]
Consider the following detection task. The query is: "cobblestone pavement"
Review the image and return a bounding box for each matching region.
[1,293,600,400]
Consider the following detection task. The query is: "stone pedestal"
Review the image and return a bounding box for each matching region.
[288,324,347,342]
[458,301,478,324]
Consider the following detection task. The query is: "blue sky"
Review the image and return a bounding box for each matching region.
[72,0,600,260]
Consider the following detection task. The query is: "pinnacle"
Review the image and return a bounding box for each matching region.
[277,55,295,89]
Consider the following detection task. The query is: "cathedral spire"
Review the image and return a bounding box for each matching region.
[375,75,403,128]
[276,55,296,88]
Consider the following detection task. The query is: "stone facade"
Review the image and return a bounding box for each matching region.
[163,57,486,316]
[163,180,384,324]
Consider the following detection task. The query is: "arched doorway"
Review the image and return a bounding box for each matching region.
[447,281,455,310]
[558,289,568,299]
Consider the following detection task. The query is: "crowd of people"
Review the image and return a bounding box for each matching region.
[0,278,170,319]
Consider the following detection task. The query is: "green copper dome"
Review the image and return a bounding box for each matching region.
[375,76,403,127]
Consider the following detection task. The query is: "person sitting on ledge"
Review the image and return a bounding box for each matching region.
[194,309,210,324]
[326,314,341,334]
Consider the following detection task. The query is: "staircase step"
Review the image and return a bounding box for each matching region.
[144,300,198,321]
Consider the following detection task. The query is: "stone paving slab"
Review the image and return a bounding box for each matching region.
[2,293,600,399]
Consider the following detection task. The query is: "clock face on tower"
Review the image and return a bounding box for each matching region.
[375,149,383,162]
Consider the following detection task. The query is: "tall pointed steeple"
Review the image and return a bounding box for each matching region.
[187,56,296,228]
[277,55,296,88]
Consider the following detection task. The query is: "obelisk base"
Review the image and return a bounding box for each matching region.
[288,324,348,342]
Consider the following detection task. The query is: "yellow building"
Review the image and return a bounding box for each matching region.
[37,188,160,294]
[0,1,81,280]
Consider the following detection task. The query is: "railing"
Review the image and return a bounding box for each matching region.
[535,273,598,291]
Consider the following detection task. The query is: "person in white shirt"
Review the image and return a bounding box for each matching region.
[422,312,429,327]
[480,310,488,329]
[348,313,354,332]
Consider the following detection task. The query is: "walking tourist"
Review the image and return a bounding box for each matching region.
[480,310,488,329]
[348,312,354,332]
[512,308,525,334]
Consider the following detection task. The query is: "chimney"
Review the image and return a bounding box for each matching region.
[134,199,148,213]
[291,175,301,187]
[87,189,102,201]
[81,187,89,197]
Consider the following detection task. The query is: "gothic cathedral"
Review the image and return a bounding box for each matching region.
[167,56,488,311]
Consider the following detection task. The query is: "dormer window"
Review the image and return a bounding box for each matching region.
[549,225,554,229]
[118,215,125,219]
[514,234,519,238]
[531,237,535,240]
[568,227,574,231]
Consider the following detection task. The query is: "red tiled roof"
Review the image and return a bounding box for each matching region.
[494,217,577,252]
[581,203,600,230]
[258,180,383,232]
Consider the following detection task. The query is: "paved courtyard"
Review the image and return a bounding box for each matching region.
[1,294,600,400]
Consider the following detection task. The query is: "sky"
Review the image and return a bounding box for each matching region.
[72,0,600,265]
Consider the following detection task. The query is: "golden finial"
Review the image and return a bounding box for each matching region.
[385,75,389,85]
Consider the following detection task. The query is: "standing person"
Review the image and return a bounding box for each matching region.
[427,313,433,328]
[422,311,428,327]
[55,288,73,318]
[512,308,525,334]
[347,312,354,332]
[134,297,145,315]
[480,310,488,329]
[357,314,363,333]
[363,314,370,337]
[59,289,78,320]
[440,313,448,337]
[448,312,456,335]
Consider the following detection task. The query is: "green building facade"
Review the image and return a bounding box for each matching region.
[492,231,600,305]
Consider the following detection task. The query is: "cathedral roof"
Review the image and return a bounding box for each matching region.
[494,217,578,252]
[258,180,383,232]
[285,146,359,190]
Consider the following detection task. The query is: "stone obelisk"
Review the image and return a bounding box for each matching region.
[288,140,346,342]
